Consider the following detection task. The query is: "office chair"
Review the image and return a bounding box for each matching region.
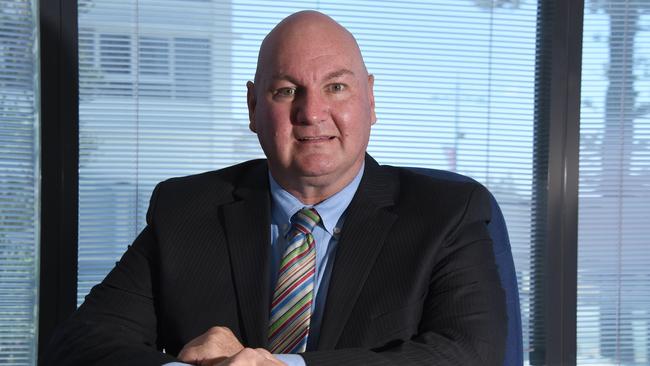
[408,167,524,366]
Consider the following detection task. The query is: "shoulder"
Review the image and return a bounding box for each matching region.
[373,161,489,200]
[371,163,491,221]
[148,159,267,212]
[158,159,266,191]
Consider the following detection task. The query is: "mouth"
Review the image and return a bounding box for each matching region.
[297,136,336,142]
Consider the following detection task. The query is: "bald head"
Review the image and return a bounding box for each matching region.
[253,11,367,86]
[245,10,376,204]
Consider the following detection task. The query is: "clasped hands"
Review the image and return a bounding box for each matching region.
[178,326,287,366]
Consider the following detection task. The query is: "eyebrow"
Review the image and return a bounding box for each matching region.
[270,68,355,84]
[324,68,355,80]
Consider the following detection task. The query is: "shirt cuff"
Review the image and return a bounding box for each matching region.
[274,353,306,366]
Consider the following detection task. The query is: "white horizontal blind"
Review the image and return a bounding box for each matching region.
[78,2,538,363]
[0,0,39,365]
[77,0,255,300]
[578,1,650,365]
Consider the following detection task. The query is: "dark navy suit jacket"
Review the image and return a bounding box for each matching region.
[44,155,506,365]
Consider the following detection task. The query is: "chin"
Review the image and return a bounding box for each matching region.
[297,166,335,179]
[292,155,335,174]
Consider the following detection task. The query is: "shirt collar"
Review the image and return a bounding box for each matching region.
[269,164,365,235]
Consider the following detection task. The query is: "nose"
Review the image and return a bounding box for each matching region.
[293,90,329,124]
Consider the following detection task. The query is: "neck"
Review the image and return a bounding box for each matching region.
[270,163,363,205]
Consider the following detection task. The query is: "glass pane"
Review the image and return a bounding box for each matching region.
[78,2,539,364]
[578,1,650,364]
[0,0,40,364]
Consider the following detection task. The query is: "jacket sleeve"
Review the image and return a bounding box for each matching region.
[41,183,177,366]
[301,185,508,366]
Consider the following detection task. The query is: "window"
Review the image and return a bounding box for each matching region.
[77,0,229,301]
[99,34,131,75]
[139,37,169,76]
[77,1,539,363]
[0,0,39,364]
[578,1,650,364]
[174,37,211,99]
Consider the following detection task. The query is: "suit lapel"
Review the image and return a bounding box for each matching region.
[222,163,271,348]
[317,156,399,350]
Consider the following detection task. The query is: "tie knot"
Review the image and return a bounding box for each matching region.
[291,207,321,234]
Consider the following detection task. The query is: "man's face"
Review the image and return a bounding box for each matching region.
[248,24,376,193]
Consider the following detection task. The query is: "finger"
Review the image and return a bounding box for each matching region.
[178,346,199,363]
[254,348,273,358]
[253,349,288,366]
[179,348,217,365]
[178,326,245,364]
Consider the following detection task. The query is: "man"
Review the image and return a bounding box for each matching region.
[44,10,506,366]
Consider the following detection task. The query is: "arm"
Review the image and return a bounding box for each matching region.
[302,185,508,365]
[43,182,291,366]
[42,227,176,365]
[42,184,174,365]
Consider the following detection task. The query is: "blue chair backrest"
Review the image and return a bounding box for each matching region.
[408,167,523,366]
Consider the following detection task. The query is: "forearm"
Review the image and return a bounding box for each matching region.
[42,316,175,366]
[42,221,167,365]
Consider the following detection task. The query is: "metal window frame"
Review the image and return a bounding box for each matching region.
[38,0,79,358]
[542,0,582,365]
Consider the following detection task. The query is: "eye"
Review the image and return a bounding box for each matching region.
[273,87,296,98]
[327,83,346,93]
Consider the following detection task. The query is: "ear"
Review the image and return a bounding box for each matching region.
[246,81,257,132]
[367,74,377,125]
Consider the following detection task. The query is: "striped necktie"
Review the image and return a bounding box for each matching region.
[268,207,321,354]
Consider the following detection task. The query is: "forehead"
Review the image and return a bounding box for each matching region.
[268,48,360,85]
[259,24,364,82]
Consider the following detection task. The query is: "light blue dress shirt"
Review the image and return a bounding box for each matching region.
[166,165,363,366]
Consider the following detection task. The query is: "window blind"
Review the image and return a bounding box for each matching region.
[78,2,539,363]
[0,0,39,365]
[578,1,650,364]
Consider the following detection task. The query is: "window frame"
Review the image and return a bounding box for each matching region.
[36,1,584,365]
[531,0,582,364]
[38,0,79,358]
